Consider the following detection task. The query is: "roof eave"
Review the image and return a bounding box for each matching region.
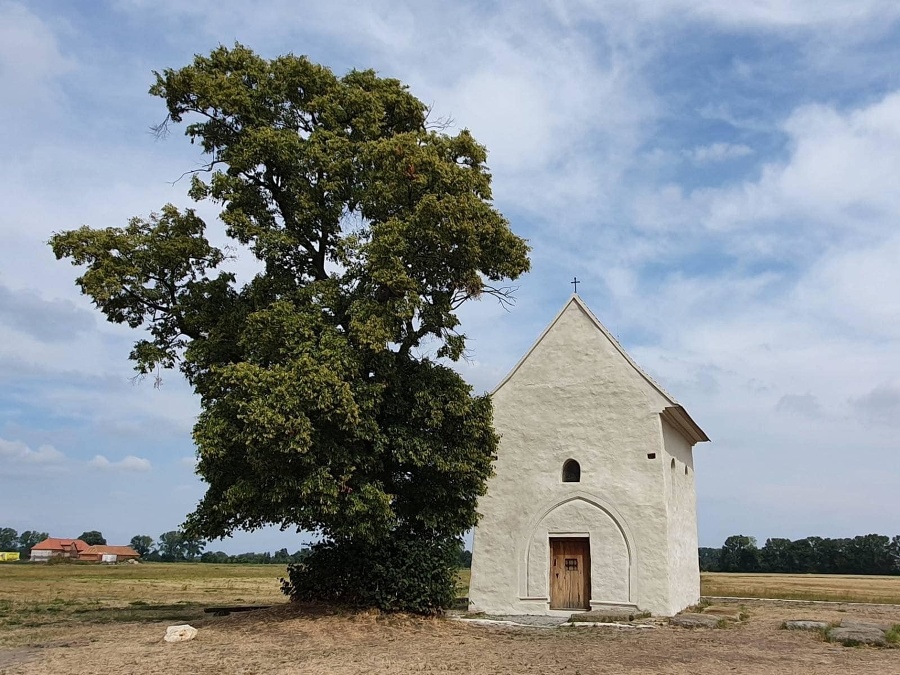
[662,405,710,445]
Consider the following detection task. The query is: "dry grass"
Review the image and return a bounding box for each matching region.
[4,597,900,674]
[0,562,287,636]
[702,573,900,604]
[3,565,900,674]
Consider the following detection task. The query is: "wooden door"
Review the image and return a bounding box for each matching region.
[549,538,590,610]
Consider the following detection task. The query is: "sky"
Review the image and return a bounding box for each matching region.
[2,0,900,554]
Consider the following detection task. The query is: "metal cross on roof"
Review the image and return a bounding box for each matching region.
[571,277,580,294]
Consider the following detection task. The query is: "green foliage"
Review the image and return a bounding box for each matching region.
[0,527,18,551]
[157,530,206,561]
[708,533,900,575]
[886,624,900,645]
[719,535,759,573]
[698,546,720,572]
[281,530,460,614]
[199,548,309,564]
[78,531,107,546]
[456,545,473,569]
[17,531,48,558]
[49,44,529,610]
[130,535,154,557]
[759,537,794,572]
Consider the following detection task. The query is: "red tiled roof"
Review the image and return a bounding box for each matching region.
[80,545,139,557]
[31,538,90,552]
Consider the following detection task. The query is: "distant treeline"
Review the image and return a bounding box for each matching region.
[199,545,473,567]
[700,534,900,575]
[198,549,310,564]
[4,525,474,568]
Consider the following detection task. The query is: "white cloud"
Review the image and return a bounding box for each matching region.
[89,454,152,472]
[625,90,900,262]
[0,2,73,114]
[0,437,64,464]
[687,142,753,164]
[568,0,900,32]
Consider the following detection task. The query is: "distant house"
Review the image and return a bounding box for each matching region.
[30,538,89,561]
[78,545,140,563]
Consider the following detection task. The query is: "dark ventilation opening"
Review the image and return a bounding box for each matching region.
[671,458,676,471]
[562,459,581,483]
[647,453,656,460]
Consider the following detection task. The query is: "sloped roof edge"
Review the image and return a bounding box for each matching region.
[492,294,709,444]
[31,538,89,551]
[662,406,710,444]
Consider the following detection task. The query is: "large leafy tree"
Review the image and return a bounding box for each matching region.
[157,530,207,561]
[18,531,49,558]
[51,45,529,610]
[719,534,759,572]
[0,528,18,552]
[130,535,155,557]
[78,530,107,546]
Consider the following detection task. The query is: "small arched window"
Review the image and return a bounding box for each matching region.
[562,459,581,483]
[671,458,676,471]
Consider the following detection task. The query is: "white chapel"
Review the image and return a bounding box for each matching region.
[468,295,709,617]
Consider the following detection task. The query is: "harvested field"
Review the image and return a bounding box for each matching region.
[0,562,288,632]
[2,564,900,674]
[702,572,900,604]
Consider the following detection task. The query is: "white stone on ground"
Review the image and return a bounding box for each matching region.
[164,624,198,642]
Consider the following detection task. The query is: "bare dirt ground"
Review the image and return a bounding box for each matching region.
[2,599,899,675]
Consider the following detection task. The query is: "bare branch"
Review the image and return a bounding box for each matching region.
[423,103,455,132]
[150,115,172,141]
[449,284,519,311]
[169,159,223,186]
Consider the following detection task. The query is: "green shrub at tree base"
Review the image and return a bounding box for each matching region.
[281,530,460,614]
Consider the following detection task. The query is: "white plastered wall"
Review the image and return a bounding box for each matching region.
[523,495,632,604]
[469,298,689,616]
[662,417,701,615]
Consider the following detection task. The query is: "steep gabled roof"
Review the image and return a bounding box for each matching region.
[32,538,90,552]
[493,294,709,444]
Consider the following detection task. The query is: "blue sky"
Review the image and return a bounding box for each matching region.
[3,0,900,554]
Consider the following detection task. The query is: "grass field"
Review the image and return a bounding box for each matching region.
[2,564,900,674]
[0,562,288,634]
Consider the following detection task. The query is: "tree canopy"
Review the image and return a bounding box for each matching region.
[17,531,49,557]
[156,530,207,561]
[78,531,107,546]
[51,45,529,611]
[130,535,154,557]
[701,533,900,575]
